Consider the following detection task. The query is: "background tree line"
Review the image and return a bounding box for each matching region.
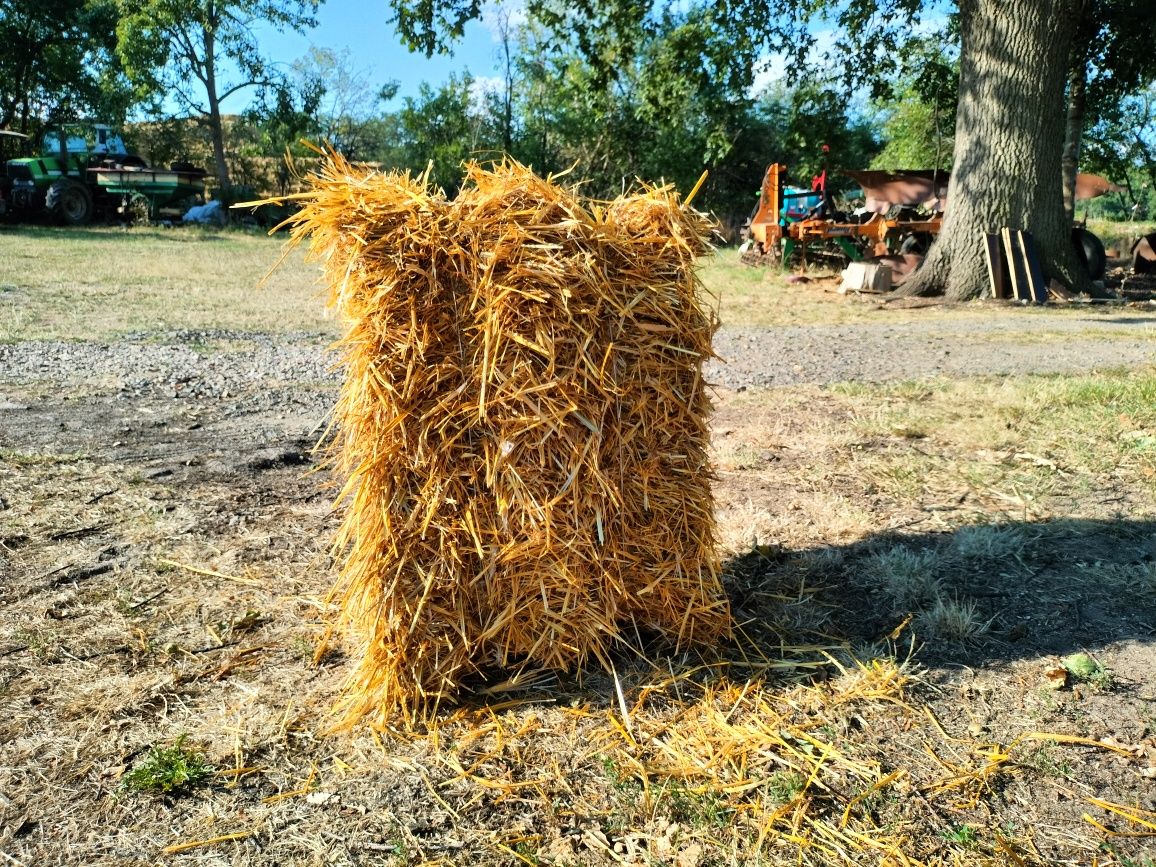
[1,0,1154,244]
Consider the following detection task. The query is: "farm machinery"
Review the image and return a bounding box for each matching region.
[0,124,206,225]
[741,161,1109,283]
[740,162,945,273]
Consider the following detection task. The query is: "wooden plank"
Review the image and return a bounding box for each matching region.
[1002,228,1031,302]
[1017,230,1049,303]
[1048,279,1076,302]
[983,232,1011,299]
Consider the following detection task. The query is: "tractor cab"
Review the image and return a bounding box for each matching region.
[4,123,150,224]
[39,124,130,166]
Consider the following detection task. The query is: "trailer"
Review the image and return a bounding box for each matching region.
[89,164,208,219]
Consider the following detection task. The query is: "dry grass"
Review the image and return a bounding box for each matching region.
[948,524,1030,562]
[701,255,912,327]
[2,216,1156,866]
[914,596,988,643]
[2,223,1142,343]
[4,370,1155,865]
[863,546,942,612]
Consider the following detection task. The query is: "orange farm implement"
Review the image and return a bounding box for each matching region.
[740,163,944,268]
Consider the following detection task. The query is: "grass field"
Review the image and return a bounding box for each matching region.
[0,222,1132,340]
[1,225,1155,866]
[0,225,887,338]
[0,225,327,341]
[1085,219,1156,256]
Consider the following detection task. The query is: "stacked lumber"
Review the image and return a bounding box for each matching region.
[284,155,731,724]
[983,229,1048,302]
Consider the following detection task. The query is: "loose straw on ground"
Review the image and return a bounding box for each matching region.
[271,155,731,724]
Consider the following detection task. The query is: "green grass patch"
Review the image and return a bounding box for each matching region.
[834,370,1156,511]
[1084,219,1156,256]
[942,824,979,847]
[121,735,213,795]
[1061,652,1114,689]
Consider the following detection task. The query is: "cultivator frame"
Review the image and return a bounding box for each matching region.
[741,163,944,267]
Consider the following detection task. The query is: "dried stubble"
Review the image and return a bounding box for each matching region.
[281,155,731,724]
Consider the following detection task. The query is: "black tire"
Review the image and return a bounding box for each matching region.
[46,179,94,226]
[899,232,934,255]
[1072,227,1106,280]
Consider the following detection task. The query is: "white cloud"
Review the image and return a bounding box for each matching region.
[481,1,528,42]
[469,75,505,109]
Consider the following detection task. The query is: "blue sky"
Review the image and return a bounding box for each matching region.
[233,0,505,112]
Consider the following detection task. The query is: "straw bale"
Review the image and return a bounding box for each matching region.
[284,154,730,724]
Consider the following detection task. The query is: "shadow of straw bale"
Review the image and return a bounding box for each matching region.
[450,516,1155,714]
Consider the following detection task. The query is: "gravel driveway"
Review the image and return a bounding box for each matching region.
[2,307,1154,400]
[708,308,1156,389]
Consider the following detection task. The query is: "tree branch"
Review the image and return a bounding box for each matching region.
[217,78,277,102]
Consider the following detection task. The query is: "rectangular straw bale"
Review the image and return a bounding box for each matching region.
[285,154,730,724]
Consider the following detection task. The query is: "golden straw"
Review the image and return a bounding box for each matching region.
[278,153,730,724]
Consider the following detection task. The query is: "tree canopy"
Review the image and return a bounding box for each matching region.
[0,0,130,132]
[4,0,1154,286]
[870,36,958,171]
[114,0,320,192]
[380,0,1153,298]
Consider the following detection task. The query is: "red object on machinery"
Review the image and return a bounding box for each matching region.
[813,143,830,201]
[842,169,949,215]
[842,169,1116,216]
[1075,173,1122,200]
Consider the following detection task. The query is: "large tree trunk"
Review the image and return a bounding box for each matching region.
[1062,61,1087,222]
[900,0,1088,300]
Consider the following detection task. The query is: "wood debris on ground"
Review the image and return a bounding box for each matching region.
[275,154,731,724]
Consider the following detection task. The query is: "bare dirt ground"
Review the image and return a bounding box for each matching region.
[2,271,1156,866]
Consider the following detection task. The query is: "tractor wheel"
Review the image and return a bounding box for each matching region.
[898,232,934,256]
[121,191,151,224]
[46,179,94,226]
[1072,227,1106,281]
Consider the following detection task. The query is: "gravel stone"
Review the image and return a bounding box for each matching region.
[2,312,1153,402]
[706,311,1156,389]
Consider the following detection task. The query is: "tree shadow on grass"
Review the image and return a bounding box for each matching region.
[740,517,1156,669]
[0,224,231,242]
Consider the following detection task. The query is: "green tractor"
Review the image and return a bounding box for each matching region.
[1,123,206,225]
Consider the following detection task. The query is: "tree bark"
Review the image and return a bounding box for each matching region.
[1062,59,1087,222]
[899,0,1088,300]
[202,26,232,195]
